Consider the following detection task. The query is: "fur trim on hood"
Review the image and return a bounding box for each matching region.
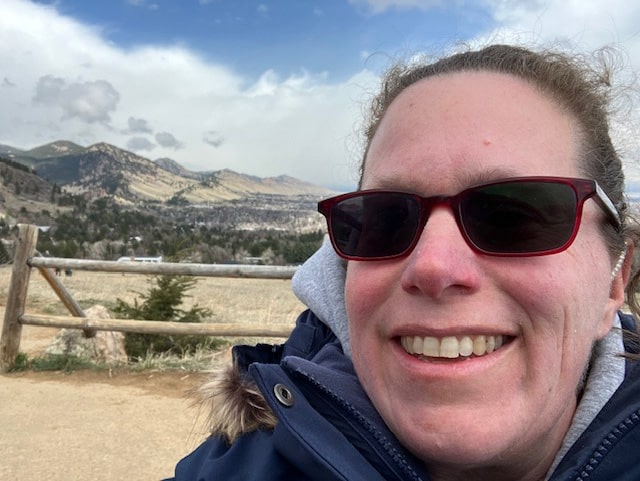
[194,362,277,444]
[192,240,347,444]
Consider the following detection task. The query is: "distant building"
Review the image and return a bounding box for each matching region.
[244,256,267,265]
[116,256,163,263]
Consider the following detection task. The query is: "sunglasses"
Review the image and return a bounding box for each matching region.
[318,176,621,260]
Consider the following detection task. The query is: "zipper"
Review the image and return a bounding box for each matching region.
[573,409,640,480]
[293,369,425,481]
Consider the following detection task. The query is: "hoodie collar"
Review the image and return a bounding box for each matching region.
[292,238,351,356]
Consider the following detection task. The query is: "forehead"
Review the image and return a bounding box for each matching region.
[363,71,580,191]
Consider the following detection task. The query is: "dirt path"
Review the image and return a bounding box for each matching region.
[0,326,215,481]
[0,267,297,480]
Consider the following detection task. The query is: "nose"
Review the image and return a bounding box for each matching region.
[400,207,482,299]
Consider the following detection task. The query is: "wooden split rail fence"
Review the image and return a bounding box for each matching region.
[0,224,298,371]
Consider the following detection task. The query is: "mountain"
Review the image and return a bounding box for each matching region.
[0,144,25,156]
[0,140,336,239]
[154,157,202,180]
[2,141,334,204]
[0,155,57,226]
[25,140,85,159]
[200,169,334,197]
[0,140,84,168]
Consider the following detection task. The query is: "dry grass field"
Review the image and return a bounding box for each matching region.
[0,264,307,480]
[0,264,304,328]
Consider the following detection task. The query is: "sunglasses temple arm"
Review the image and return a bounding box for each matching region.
[594,183,621,229]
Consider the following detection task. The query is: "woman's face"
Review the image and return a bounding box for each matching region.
[345,72,626,480]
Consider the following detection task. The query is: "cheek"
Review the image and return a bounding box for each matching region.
[511,233,611,317]
[558,237,614,334]
[344,261,409,351]
[345,263,393,325]
[505,242,614,372]
[345,264,394,374]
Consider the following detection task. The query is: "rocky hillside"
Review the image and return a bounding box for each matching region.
[0,141,334,205]
[0,156,58,222]
[0,141,335,236]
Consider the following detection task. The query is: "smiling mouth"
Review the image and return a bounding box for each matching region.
[400,334,511,359]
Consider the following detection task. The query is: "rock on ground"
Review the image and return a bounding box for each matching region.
[45,305,128,363]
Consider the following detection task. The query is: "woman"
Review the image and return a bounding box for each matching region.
[168,44,640,480]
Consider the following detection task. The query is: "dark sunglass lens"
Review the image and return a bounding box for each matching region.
[460,182,578,254]
[330,193,421,258]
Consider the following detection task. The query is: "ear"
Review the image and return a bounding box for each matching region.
[599,242,634,338]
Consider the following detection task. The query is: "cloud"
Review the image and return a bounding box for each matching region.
[33,75,120,124]
[127,136,156,151]
[32,75,65,102]
[155,132,184,149]
[5,0,640,189]
[473,0,640,179]
[481,0,640,48]
[203,130,225,148]
[126,116,153,134]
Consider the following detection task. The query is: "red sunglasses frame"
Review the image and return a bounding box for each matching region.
[318,176,621,260]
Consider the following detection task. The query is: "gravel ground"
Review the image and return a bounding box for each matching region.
[0,325,213,481]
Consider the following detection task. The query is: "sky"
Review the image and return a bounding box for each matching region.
[2,1,640,190]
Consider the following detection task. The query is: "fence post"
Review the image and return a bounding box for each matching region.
[36,264,95,338]
[1,224,39,371]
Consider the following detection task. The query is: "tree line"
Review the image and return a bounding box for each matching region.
[0,195,324,265]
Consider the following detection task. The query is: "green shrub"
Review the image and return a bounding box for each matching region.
[113,275,221,360]
[11,352,100,372]
[11,352,31,371]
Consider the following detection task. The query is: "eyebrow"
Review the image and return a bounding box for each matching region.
[456,167,522,190]
[363,166,523,194]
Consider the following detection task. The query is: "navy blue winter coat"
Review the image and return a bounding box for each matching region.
[166,311,640,481]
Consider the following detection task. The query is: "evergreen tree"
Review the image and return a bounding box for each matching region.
[113,275,217,360]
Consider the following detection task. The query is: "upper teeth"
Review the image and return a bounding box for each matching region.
[400,335,505,359]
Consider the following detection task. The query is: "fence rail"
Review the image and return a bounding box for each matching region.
[20,313,294,337]
[30,257,298,278]
[0,224,297,371]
